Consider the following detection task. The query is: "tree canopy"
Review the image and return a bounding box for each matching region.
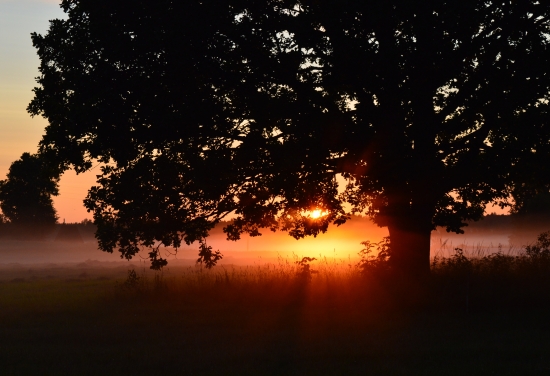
[29,0,550,274]
[0,152,60,227]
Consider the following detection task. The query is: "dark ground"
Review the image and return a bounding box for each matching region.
[1,264,550,376]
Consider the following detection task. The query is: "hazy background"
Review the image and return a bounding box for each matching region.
[2,215,548,270]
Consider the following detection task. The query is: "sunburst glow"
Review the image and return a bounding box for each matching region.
[309,209,327,219]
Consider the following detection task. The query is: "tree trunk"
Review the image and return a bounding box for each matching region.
[387,216,432,278]
[383,219,433,310]
[388,224,431,279]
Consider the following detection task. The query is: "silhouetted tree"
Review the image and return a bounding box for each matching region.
[512,191,550,217]
[0,153,60,231]
[28,1,550,275]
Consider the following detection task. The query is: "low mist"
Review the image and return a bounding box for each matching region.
[0,215,549,271]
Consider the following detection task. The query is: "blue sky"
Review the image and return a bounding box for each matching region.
[0,0,63,169]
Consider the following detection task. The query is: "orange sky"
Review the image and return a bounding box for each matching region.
[0,0,94,222]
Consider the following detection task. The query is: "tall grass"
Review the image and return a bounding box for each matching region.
[108,231,550,316]
[3,234,550,374]
[116,252,363,300]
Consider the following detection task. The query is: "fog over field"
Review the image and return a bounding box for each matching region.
[0,215,548,272]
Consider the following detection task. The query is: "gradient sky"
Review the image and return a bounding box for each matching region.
[1,0,96,222]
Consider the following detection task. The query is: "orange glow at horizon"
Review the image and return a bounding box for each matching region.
[186,215,390,263]
[52,169,97,223]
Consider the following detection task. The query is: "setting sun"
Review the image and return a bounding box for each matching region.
[310,209,326,219]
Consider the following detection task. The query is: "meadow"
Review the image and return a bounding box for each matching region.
[2,237,550,376]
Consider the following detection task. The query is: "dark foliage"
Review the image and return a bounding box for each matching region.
[196,240,223,269]
[357,237,391,275]
[28,1,550,273]
[0,153,60,231]
[512,191,550,216]
[295,256,318,281]
[430,232,550,311]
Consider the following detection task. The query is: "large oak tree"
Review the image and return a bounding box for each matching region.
[29,0,550,274]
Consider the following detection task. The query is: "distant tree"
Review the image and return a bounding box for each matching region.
[29,1,550,275]
[0,153,60,227]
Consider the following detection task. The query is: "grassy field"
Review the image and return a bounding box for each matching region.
[1,247,550,375]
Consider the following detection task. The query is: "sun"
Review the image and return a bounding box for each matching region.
[309,209,326,219]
